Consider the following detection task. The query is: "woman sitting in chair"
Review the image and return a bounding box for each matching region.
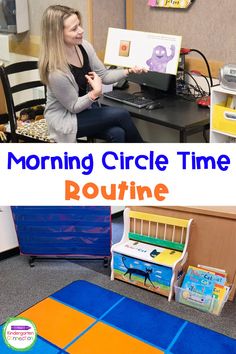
[39,5,146,143]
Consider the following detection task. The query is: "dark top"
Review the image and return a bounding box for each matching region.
[70,45,92,97]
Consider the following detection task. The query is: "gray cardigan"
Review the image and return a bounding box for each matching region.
[45,40,127,143]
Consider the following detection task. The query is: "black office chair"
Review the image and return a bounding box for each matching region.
[0,61,95,143]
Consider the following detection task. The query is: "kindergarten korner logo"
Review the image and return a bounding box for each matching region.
[3,317,37,351]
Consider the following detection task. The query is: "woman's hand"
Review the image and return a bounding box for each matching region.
[85,71,102,100]
[0,131,6,142]
[0,125,6,142]
[125,66,148,76]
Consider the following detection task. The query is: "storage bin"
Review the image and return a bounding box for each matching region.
[113,252,176,297]
[174,284,230,315]
[212,102,236,136]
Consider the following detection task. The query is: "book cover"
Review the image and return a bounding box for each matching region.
[197,266,226,286]
[180,266,229,314]
[182,266,217,296]
[213,284,227,301]
[212,284,229,315]
[177,287,213,313]
[104,28,182,75]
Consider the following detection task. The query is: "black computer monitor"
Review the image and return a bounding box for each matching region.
[128,71,176,99]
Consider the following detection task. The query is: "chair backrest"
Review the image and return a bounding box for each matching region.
[0,61,47,142]
[128,209,192,252]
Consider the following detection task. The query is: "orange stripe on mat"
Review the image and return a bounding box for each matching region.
[67,322,164,354]
[19,297,95,348]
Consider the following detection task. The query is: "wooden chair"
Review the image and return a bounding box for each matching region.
[0,61,95,143]
[0,61,51,142]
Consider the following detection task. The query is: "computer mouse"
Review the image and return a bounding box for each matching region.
[146,101,163,110]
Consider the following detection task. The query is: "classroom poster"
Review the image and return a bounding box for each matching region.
[104,28,182,75]
[148,0,193,8]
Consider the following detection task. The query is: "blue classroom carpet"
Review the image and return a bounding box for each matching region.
[1,280,235,353]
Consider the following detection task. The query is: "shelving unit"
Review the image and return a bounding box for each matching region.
[210,86,236,142]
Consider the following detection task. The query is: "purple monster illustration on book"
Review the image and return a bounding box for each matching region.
[146,44,175,73]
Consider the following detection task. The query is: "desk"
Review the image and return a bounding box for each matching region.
[130,206,236,301]
[100,86,210,142]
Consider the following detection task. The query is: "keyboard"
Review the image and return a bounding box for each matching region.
[103,90,154,108]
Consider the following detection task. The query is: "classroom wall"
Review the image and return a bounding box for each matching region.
[0,207,18,253]
[28,0,89,37]
[8,1,90,57]
[8,0,236,66]
[131,0,235,65]
[92,0,125,53]
[9,0,124,58]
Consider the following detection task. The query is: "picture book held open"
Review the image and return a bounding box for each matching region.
[104,28,182,76]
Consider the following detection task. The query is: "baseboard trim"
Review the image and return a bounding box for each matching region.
[0,247,20,261]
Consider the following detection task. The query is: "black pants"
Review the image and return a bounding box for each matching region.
[76,106,143,142]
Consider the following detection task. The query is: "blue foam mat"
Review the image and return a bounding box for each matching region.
[170,322,236,354]
[51,280,123,318]
[1,281,236,354]
[0,325,66,354]
[103,297,185,348]
[52,281,236,353]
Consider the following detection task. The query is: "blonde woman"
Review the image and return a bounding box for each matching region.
[39,5,144,143]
